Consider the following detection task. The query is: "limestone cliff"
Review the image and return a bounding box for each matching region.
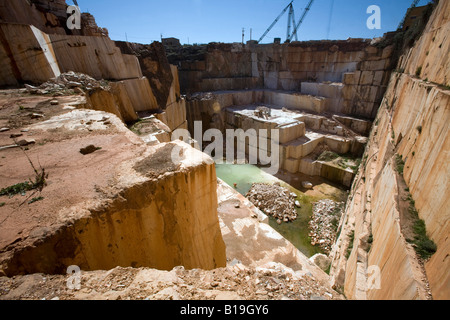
[330,0,449,300]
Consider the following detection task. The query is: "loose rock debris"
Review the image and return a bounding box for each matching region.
[0,263,343,300]
[308,199,344,254]
[25,71,110,95]
[246,183,298,224]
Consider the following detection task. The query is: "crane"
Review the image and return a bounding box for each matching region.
[287,0,314,42]
[258,1,294,43]
[397,0,421,30]
[258,0,315,44]
[287,3,299,42]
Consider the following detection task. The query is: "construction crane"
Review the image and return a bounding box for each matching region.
[286,3,298,42]
[258,1,295,43]
[397,0,421,30]
[258,0,315,44]
[287,0,314,42]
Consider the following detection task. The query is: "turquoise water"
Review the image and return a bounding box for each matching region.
[215,163,323,257]
[215,164,279,195]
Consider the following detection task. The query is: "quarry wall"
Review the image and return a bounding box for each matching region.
[0,21,187,134]
[177,39,395,119]
[0,0,108,36]
[330,0,449,300]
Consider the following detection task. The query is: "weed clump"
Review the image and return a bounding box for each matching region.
[0,143,48,203]
[406,194,437,260]
[395,154,405,175]
[345,230,355,259]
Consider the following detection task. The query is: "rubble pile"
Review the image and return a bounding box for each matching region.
[308,200,344,254]
[246,183,298,224]
[25,72,109,95]
[0,263,343,300]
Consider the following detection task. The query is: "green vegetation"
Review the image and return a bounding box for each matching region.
[395,154,405,175]
[324,264,331,275]
[0,149,48,200]
[0,171,47,198]
[346,230,355,259]
[318,151,362,174]
[395,156,437,261]
[28,196,44,204]
[0,181,36,197]
[340,157,362,173]
[415,66,423,77]
[0,202,5,207]
[318,151,339,162]
[330,204,344,233]
[129,118,147,136]
[368,234,373,245]
[394,68,405,74]
[366,233,374,253]
[406,194,437,260]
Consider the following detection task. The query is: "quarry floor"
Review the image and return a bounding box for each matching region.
[0,91,342,300]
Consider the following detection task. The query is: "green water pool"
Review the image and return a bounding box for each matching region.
[216,163,346,258]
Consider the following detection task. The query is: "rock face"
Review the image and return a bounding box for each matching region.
[115,41,175,111]
[0,1,186,134]
[0,0,108,37]
[329,0,449,300]
[0,23,141,86]
[0,108,226,276]
[0,22,186,129]
[176,39,394,119]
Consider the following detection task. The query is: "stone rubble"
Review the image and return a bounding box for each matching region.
[25,71,109,95]
[246,183,298,224]
[308,199,344,254]
[0,263,343,300]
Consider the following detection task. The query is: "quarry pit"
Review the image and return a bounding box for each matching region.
[0,0,449,301]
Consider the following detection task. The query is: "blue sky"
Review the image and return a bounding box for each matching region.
[72,0,432,44]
